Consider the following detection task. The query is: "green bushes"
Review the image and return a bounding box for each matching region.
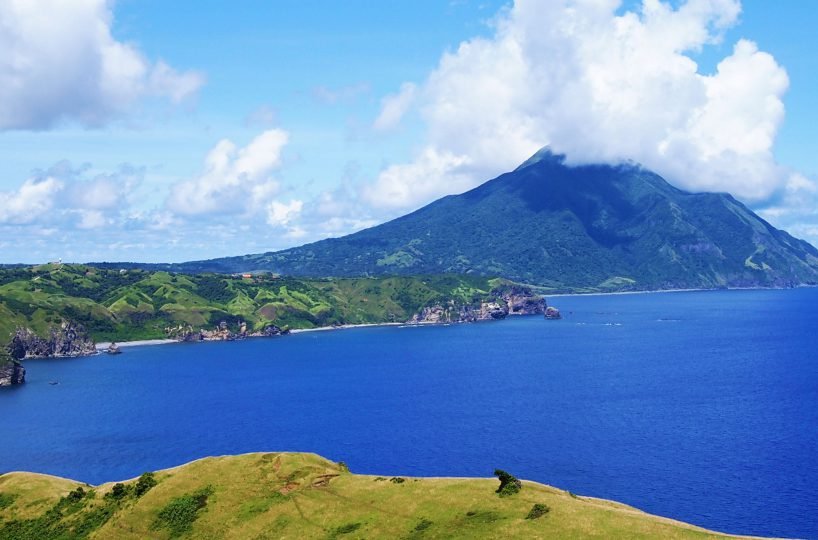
[328,521,362,537]
[105,483,129,501]
[194,275,234,304]
[493,469,522,497]
[525,503,550,519]
[134,472,157,497]
[0,493,16,509]
[152,485,213,538]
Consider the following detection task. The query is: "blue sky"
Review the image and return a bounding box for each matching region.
[0,0,817,263]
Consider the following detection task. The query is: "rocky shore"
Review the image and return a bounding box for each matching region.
[0,360,25,386]
[165,322,290,343]
[7,321,97,360]
[410,284,547,323]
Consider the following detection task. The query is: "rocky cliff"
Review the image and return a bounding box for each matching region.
[7,321,96,360]
[0,360,25,386]
[165,322,289,342]
[409,285,547,324]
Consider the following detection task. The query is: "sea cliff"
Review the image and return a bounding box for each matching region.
[0,360,25,386]
[7,322,96,360]
[410,284,546,323]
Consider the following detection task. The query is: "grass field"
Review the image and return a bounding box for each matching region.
[0,453,763,539]
[0,264,512,346]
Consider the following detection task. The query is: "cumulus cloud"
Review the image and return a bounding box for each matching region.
[266,200,303,227]
[363,148,474,209]
[166,129,289,216]
[756,171,818,245]
[364,0,793,211]
[373,82,417,132]
[0,177,64,224]
[0,161,142,228]
[0,0,204,130]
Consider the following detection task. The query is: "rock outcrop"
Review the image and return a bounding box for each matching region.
[545,306,562,319]
[0,360,25,386]
[7,322,96,359]
[409,284,546,324]
[248,324,290,337]
[495,285,547,315]
[165,321,289,342]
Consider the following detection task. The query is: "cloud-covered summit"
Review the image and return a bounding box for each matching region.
[365,0,797,210]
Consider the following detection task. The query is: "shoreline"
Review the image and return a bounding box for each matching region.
[546,287,708,298]
[546,283,816,298]
[95,339,178,350]
[92,285,813,350]
[94,322,413,351]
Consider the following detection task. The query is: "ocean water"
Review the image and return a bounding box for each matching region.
[1,288,817,538]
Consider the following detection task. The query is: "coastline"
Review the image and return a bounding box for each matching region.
[545,283,816,298]
[91,286,813,350]
[95,339,178,351]
[94,322,412,351]
[546,287,708,298]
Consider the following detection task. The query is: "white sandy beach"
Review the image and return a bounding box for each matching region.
[95,339,178,351]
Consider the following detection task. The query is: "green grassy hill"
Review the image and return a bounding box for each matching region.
[0,264,518,345]
[0,453,758,539]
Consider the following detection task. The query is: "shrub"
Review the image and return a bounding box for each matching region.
[106,483,130,500]
[525,503,550,519]
[65,486,87,502]
[153,486,213,538]
[414,518,433,531]
[0,493,16,509]
[134,472,157,498]
[389,477,406,484]
[493,469,522,497]
[329,521,362,537]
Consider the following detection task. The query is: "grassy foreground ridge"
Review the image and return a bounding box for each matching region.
[0,452,759,539]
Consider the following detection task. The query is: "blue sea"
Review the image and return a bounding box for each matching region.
[2,288,817,538]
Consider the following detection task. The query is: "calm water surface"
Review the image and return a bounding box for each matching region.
[2,289,817,538]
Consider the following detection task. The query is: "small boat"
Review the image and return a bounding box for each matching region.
[106,343,122,355]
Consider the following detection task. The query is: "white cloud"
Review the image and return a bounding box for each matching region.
[363,148,474,209]
[0,176,64,224]
[167,129,289,216]
[373,82,417,132]
[365,0,794,211]
[0,162,142,228]
[0,0,204,130]
[266,200,303,227]
[75,209,108,230]
[756,172,818,246]
[68,165,143,210]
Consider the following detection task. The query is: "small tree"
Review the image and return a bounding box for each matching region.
[494,469,522,497]
[107,483,130,500]
[134,472,158,497]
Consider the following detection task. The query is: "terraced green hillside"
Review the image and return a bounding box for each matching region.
[0,264,516,344]
[0,453,752,539]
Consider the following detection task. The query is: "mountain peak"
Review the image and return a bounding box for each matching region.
[163,154,818,292]
[513,146,565,172]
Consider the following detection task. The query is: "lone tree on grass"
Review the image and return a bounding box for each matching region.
[494,469,522,497]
